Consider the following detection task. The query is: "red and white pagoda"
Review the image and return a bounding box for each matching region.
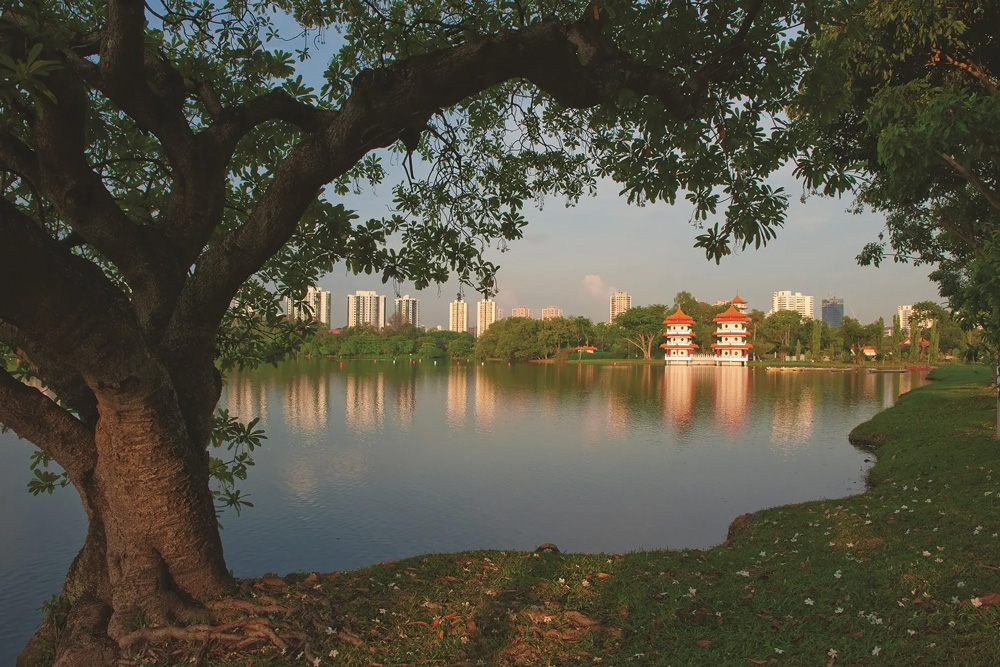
[660,307,699,364]
[711,303,752,366]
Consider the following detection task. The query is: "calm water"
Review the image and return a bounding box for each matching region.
[0,362,925,661]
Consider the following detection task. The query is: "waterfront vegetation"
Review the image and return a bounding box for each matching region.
[28,364,996,666]
[302,294,974,364]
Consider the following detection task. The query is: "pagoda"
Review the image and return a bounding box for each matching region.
[711,302,752,366]
[660,307,699,364]
[731,294,748,314]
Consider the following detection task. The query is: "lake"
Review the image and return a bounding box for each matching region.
[0,361,926,661]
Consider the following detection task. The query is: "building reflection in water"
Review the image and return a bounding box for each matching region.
[770,375,814,449]
[714,366,750,440]
[392,374,416,430]
[662,365,696,431]
[224,372,268,424]
[345,372,384,433]
[474,367,497,427]
[284,373,329,432]
[446,366,468,428]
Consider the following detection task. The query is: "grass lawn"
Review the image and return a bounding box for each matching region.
[67,366,1000,665]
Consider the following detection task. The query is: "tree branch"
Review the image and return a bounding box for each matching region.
[940,152,1000,215]
[0,365,96,481]
[0,322,99,424]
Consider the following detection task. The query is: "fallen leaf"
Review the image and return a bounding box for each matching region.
[851,631,865,639]
[974,593,1000,606]
[596,573,613,578]
[563,611,601,628]
[696,640,712,647]
[748,660,768,665]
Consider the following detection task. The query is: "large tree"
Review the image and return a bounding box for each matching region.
[792,0,1000,431]
[613,304,669,360]
[0,0,812,662]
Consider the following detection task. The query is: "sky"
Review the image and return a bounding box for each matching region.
[276,14,940,329]
[319,169,939,328]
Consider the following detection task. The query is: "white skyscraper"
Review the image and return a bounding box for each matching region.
[449,298,468,333]
[477,299,499,337]
[394,294,420,327]
[285,286,332,329]
[610,291,631,322]
[347,290,386,329]
[771,290,815,321]
[541,306,563,320]
[511,306,533,319]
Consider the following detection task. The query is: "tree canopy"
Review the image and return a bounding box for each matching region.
[0,1,825,661]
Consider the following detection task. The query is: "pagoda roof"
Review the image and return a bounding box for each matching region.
[731,294,748,304]
[710,342,754,349]
[713,305,751,323]
[660,342,699,349]
[663,307,696,325]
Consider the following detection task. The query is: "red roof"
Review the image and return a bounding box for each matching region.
[731,294,747,304]
[713,305,751,323]
[660,343,699,349]
[663,307,696,325]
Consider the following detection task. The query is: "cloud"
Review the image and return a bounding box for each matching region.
[582,274,615,298]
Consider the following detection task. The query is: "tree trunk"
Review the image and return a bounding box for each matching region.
[18,387,234,666]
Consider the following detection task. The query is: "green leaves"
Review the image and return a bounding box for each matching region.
[209,410,267,517]
[26,450,69,495]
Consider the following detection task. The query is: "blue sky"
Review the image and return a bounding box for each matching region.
[276,16,940,329]
[321,168,939,328]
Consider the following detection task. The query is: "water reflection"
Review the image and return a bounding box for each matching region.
[662,366,695,431]
[224,373,268,424]
[446,366,468,427]
[714,366,750,440]
[345,372,384,433]
[770,375,815,449]
[285,373,328,431]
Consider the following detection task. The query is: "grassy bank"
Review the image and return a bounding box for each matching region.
[91,367,1000,665]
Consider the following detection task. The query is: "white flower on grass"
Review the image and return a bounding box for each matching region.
[957,581,966,588]
[558,578,565,585]
[774,648,784,654]
[949,621,956,627]
[328,650,339,658]
[907,630,916,636]
[971,597,984,607]
[834,570,842,579]
[974,526,983,535]
[688,588,697,597]
[872,646,881,656]
[835,607,844,614]
[923,551,931,557]
[952,597,960,604]
[804,598,815,606]
[736,570,750,577]
[581,580,590,587]
[828,649,839,659]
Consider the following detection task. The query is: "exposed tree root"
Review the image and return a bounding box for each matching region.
[119,614,288,652]
[206,597,290,616]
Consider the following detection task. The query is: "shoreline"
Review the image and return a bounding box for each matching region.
[29,366,1000,666]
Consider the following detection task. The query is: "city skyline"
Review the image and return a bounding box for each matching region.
[313,176,939,330]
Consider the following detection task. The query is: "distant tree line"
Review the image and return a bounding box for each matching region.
[297,296,974,364]
[299,314,475,360]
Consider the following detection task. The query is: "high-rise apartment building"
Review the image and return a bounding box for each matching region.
[449,298,468,333]
[821,297,844,327]
[610,291,631,322]
[347,290,386,329]
[771,290,814,321]
[477,299,499,337]
[511,306,533,319]
[541,306,563,320]
[285,286,332,329]
[897,304,932,335]
[393,294,420,327]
